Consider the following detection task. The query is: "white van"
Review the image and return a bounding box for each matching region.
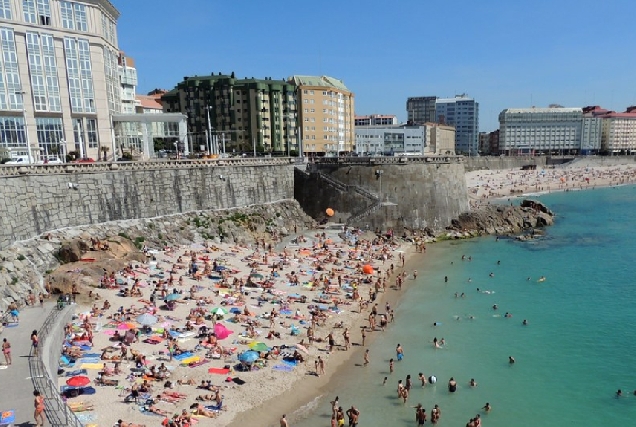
[6,155,35,165]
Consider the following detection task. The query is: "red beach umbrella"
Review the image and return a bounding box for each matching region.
[362,265,374,275]
[66,375,90,387]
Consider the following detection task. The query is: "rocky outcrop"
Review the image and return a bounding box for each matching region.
[0,200,315,312]
[443,199,554,239]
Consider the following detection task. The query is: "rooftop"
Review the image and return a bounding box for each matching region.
[288,75,351,93]
[502,107,582,114]
[136,95,162,110]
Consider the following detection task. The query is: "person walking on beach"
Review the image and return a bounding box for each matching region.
[343,328,350,350]
[318,356,325,376]
[2,338,11,365]
[279,414,288,427]
[396,343,404,361]
[31,330,39,356]
[34,390,45,427]
[363,349,370,366]
[346,406,360,427]
[361,328,366,346]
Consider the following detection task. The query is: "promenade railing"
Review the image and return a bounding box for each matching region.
[29,303,82,427]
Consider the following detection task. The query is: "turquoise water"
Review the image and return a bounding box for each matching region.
[294,185,636,427]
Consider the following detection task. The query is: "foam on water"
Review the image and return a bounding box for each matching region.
[295,185,636,427]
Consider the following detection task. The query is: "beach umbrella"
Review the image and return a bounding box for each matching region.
[229,307,242,314]
[0,411,15,424]
[210,307,229,316]
[248,341,270,352]
[362,264,374,274]
[214,323,233,340]
[165,293,182,302]
[117,322,136,330]
[136,313,157,326]
[66,375,90,387]
[250,273,265,279]
[325,208,335,217]
[238,351,259,363]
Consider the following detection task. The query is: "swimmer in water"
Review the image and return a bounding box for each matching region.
[527,277,531,281]
[509,356,515,364]
[468,278,472,283]
[470,378,477,387]
[483,402,491,412]
[489,272,494,277]
[616,389,622,398]
[523,319,528,325]
[493,304,498,310]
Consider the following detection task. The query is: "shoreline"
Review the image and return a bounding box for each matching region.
[227,245,427,427]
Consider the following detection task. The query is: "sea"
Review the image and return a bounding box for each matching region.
[293,185,636,427]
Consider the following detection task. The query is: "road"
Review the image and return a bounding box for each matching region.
[0,303,52,427]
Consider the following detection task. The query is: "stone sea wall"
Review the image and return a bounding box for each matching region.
[0,159,294,250]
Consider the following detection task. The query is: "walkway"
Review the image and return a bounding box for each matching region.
[0,303,53,427]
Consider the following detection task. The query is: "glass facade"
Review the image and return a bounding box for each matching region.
[0,27,23,110]
[0,0,11,19]
[25,32,61,112]
[60,1,88,32]
[0,116,27,148]
[23,0,50,25]
[36,117,64,156]
[63,37,95,113]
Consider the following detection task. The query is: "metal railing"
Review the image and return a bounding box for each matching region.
[309,155,463,166]
[0,156,295,177]
[29,304,82,427]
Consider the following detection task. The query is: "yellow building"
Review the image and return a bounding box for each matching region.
[289,75,354,156]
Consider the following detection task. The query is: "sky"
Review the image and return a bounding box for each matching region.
[113,0,636,131]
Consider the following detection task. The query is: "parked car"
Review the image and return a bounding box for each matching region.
[38,156,63,164]
[6,156,36,164]
[73,157,95,163]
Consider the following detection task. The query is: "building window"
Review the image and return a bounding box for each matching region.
[86,118,98,148]
[25,32,61,112]
[0,116,27,148]
[63,37,95,113]
[0,0,11,19]
[24,0,50,25]
[0,28,23,110]
[36,117,64,156]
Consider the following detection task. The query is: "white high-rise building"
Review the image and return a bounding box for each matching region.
[435,95,479,155]
[0,0,120,161]
[498,107,595,155]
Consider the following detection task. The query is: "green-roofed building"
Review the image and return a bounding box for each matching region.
[288,75,355,156]
[161,72,298,155]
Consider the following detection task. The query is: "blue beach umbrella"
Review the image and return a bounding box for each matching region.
[165,293,181,302]
[229,308,242,314]
[238,351,259,363]
[136,313,158,326]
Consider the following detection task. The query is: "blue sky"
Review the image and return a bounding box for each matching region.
[113,0,636,131]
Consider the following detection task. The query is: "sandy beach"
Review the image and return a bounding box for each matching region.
[56,226,414,427]
[466,159,636,207]
[52,157,636,427]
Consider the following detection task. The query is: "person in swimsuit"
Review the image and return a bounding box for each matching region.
[31,330,39,356]
[34,390,45,427]
[2,338,11,365]
[448,377,457,392]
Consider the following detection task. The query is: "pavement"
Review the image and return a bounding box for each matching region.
[0,303,53,427]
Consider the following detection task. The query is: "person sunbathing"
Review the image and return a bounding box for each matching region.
[144,405,167,416]
[191,403,217,418]
[117,420,146,427]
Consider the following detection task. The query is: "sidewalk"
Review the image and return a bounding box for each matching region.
[0,303,53,427]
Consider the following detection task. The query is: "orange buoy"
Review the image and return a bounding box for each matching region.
[362,264,374,274]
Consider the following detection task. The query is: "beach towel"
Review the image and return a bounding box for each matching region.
[208,367,230,375]
[82,353,101,358]
[188,359,209,368]
[281,359,298,367]
[64,369,88,377]
[78,357,100,364]
[179,356,200,365]
[74,413,96,423]
[80,363,103,370]
[272,365,294,372]
[173,352,193,361]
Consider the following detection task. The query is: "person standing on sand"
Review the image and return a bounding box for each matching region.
[343,328,350,350]
[280,414,288,427]
[318,356,325,376]
[34,390,45,427]
[396,343,404,361]
[363,349,370,366]
[361,328,366,346]
[2,338,11,365]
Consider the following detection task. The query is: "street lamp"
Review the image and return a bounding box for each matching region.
[15,91,33,163]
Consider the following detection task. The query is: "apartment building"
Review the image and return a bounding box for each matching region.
[599,112,636,153]
[435,95,479,155]
[354,123,455,156]
[355,114,397,126]
[0,0,121,160]
[162,73,298,155]
[498,107,599,155]
[289,75,355,156]
[406,96,437,124]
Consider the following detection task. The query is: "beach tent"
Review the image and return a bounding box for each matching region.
[238,351,259,363]
[248,341,270,352]
[165,293,182,302]
[210,307,229,316]
[213,323,233,340]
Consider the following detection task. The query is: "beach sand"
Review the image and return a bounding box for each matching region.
[466,160,636,206]
[58,227,413,427]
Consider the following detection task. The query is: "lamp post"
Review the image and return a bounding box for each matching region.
[204,105,214,155]
[15,91,33,163]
